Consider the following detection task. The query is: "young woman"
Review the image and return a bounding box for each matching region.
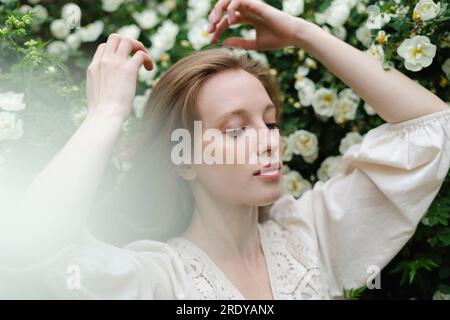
[1,0,449,299]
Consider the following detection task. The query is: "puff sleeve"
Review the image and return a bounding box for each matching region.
[270,108,450,299]
[0,230,195,299]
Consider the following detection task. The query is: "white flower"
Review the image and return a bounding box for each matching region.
[413,0,441,21]
[334,97,359,124]
[339,131,364,155]
[339,88,360,106]
[102,0,124,13]
[290,129,319,162]
[315,12,327,25]
[77,20,104,42]
[432,290,450,300]
[356,25,372,47]
[317,155,344,181]
[0,91,26,112]
[363,102,376,115]
[149,20,179,59]
[0,112,24,141]
[281,136,294,162]
[332,25,347,40]
[158,0,177,16]
[61,3,81,30]
[31,4,48,25]
[366,44,385,62]
[282,0,304,16]
[366,5,391,29]
[326,0,351,27]
[66,33,81,50]
[248,51,269,66]
[312,88,337,118]
[397,35,437,72]
[188,19,211,51]
[46,41,70,61]
[133,9,159,30]
[282,170,312,198]
[187,0,210,25]
[50,19,70,40]
[295,77,315,107]
[442,58,450,79]
[117,24,141,40]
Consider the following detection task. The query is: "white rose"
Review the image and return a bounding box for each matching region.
[187,19,211,51]
[356,25,372,47]
[282,0,304,16]
[363,102,376,115]
[117,24,141,40]
[366,44,385,62]
[326,0,351,27]
[290,129,319,160]
[0,91,26,112]
[317,155,344,182]
[66,33,81,50]
[248,51,269,66]
[102,0,124,13]
[187,0,210,25]
[281,136,294,162]
[295,77,315,107]
[339,131,364,155]
[31,4,48,25]
[332,25,347,40]
[0,111,24,141]
[413,0,441,21]
[282,170,312,198]
[77,20,104,42]
[133,9,159,30]
[50,19,70,40]
[149,20,179,54]
[312,88,337,118]
[334,97,359,124]
[61,2,81,30]
[46,41,70,61]
[397,35,437,72]
[158,0,177,16]
[366,5,391,29]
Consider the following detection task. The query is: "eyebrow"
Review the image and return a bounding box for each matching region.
[214,103,276,126]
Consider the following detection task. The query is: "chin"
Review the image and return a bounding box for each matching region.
[252,186,283,206]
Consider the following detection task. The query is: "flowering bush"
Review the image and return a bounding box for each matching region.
[0,0,449,299]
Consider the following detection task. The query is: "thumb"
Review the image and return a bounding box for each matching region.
[223,37,257,50]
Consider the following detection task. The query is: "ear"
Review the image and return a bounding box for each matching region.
[176,164,197,181]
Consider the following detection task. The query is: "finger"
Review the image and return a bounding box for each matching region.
[130,50,154,71]
[208,0,231,33]
[92,43,106,63]
[211,12,247,45]
[227,0,242,25]
[105,33,121,55]
[116,37,147,58]
[223,37,257,50]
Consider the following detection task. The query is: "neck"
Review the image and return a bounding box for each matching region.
[181,187,261,264]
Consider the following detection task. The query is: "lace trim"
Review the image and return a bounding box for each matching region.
[167,219,325,300]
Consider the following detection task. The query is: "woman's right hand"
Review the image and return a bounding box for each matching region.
[86,34,154,122]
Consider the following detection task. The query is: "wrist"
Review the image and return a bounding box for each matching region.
[84,108,129,126]
[289,18,322,49]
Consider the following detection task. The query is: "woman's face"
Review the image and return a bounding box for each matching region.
[189,68,283,206]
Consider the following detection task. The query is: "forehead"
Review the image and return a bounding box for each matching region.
[196,69,274,125]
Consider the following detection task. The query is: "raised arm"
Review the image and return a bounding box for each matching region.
[207,0,448,123]
[1,34,153,265]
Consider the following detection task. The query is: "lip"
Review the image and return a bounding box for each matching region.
[253,162,282,178]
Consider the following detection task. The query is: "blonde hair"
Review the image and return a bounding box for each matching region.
[89,48,283,245]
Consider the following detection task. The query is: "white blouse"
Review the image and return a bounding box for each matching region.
[1,108,450,300]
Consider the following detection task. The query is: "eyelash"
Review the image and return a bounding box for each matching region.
[225,123,279,137]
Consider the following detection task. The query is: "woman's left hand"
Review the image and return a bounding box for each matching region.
[207,0,305,51]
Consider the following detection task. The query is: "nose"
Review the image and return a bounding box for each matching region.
[257,125,280,165]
